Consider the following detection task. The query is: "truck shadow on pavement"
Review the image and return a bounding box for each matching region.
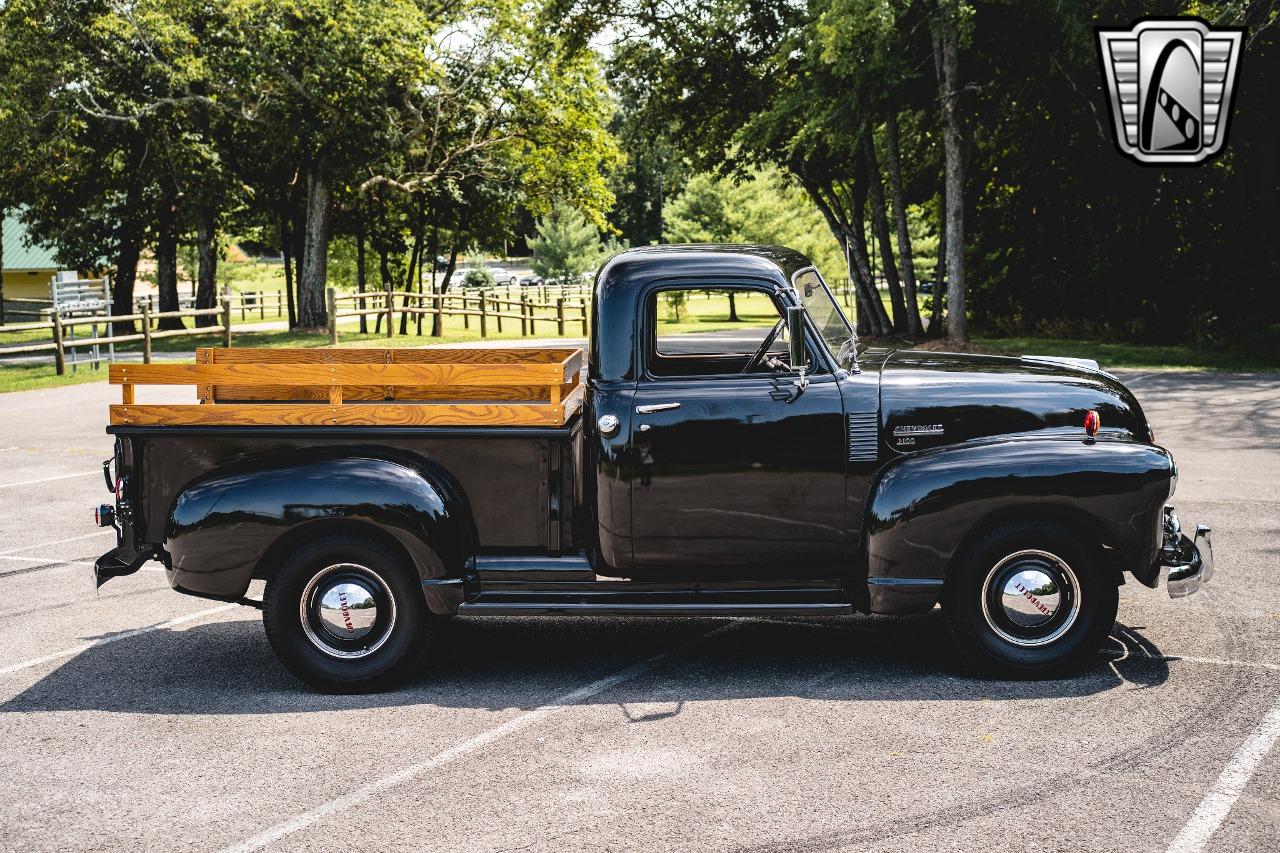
[0,611,1170,716]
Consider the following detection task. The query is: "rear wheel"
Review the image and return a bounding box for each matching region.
[263,534,434,693]
[943,522,1118,677]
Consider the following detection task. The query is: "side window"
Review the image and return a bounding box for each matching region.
[645,286,797,378]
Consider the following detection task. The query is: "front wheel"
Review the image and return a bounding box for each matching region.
[943,522,1118,677]
[263,534,434,693]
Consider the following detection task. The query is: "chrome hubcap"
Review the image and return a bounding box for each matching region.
[317,582,378,641]
[981,550,1080,648]
[300,563,396,659]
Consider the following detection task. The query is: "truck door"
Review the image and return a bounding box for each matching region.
[626,282,847,580]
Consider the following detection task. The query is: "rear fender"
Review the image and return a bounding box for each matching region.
[165,451,474,612]
[862,438,1175,613]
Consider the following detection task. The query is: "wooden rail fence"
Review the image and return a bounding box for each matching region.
[326,287,590,344]
[0,282,594,375]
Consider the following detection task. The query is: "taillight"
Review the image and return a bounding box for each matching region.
[115,477,127,501]
[1084,410,1100,437]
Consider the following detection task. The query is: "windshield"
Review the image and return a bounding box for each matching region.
[792,267,857,368]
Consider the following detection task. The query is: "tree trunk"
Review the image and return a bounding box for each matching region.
[280,214,297,329]
[155,194,185,331]
[399,219,424,336]
[422,212,438,336]
[863,128,907,334]
[194,210,219,327]
[727,291,739,321]
[884,111,925,336]
[799,176,890,337]
[110,227,143,334]
[931,193,947,337]
[297,162,331,329]
[934,9,967,342]
[431,244,459,337]
[374,248,389,334]
[356,217,368,334]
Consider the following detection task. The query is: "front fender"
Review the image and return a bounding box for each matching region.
[165,452,472,604]
[862,438,1175,613]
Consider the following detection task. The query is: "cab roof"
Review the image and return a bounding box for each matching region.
[589,243,819,382]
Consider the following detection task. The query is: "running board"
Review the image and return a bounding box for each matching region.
[457,600,853,616]
[464,555,854,615]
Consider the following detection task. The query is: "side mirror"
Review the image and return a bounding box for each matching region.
[786,306,806,369]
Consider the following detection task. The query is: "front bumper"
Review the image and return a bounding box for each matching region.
[1160,506,1214,598]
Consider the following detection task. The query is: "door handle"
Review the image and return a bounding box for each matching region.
[636,402,681,414]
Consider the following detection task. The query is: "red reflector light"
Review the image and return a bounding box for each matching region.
[115,477,126,501]
[94,506,101,526]
[1084,410,1100,437]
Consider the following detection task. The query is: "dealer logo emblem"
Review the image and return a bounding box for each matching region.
[1096,18,1245,165]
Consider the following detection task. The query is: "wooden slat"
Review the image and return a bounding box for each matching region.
[200,347,577,365]
[111,402,568,427]
[205,384,553,402]
[110,361,566,387]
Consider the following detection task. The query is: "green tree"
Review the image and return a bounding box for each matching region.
[529,204,602,283]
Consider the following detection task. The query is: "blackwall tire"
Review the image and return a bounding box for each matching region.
[943,521,1118,677]
[263,534,433,693]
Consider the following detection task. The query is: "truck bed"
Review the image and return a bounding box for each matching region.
[107,346,586,562]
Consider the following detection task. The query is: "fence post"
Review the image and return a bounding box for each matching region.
[479,295,488,338]
[433,289,444,337]
[580,299,589,336]
[221,287,232,349]
[520,295,529,336]
[141,303,153,363]
[462,294,470,330]
[385,289,394,339]
[259,291,265,320]
[556,298,565,336]
[327,287,338,346]
[52,313,65,376]
[495,296,503,334]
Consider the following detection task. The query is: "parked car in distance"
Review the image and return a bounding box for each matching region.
[520,275,544,288]
[488,267,518,286]
[95,244,1213,692]
[918,280,936,294]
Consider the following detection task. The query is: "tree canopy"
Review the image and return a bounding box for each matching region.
[1,0,1276,350]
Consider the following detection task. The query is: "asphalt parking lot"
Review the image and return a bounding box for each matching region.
[0,368,1277,852]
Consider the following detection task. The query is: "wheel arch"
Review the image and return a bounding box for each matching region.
[861,437,1174,613]
[164,451,476,610]
[943,504,1128,595]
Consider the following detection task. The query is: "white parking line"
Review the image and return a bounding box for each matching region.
[0,553,164,570]
[1166,703,1280,853]
[220,621,742,853]
[0,470,98,489]
[0,529,112,555]
[0,554,94,567]
[1163,655,1280,673]
[0,602,239,677]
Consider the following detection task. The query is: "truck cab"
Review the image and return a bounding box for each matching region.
[96,244,1213,692]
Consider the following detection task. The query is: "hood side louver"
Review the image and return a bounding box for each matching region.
[848,412,879,462]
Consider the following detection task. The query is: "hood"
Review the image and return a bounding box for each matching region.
[878,349,1152,454]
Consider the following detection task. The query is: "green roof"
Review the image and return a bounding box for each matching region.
[2,211,60,271]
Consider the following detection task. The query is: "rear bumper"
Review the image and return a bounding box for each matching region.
[1159,507,1214,598]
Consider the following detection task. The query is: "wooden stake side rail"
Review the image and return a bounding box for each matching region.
[109,347,585,427]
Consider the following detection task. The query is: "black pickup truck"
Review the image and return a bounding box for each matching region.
[95,245,1213,691]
